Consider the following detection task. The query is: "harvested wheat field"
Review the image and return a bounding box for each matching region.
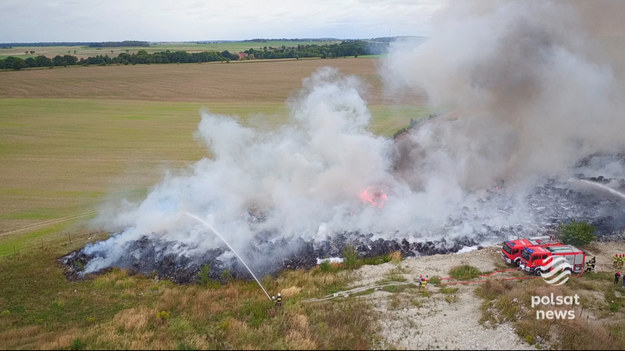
[0,58,423,105]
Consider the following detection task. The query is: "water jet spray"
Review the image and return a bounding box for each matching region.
[569,178,625,201]
[184,212,272,301]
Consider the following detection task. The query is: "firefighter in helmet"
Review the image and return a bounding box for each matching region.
[614,254,624,269]
[585,256,596,272]
[275,293,282,307]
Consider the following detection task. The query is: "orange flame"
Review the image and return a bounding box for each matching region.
[359,186,387,208]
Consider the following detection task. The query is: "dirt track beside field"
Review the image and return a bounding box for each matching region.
[342,241,625,350]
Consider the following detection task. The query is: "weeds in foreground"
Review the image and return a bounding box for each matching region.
[440,287,458,294]
[156,311,170,321]
[449,265,481,280]
[428,275,441,285]
[342,245,359,269]
[444,294,459,304]
[474,276,625,349]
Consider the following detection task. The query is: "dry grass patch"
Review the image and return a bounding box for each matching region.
[157,287,189,313]
[0,325,43,348]
[281,286,303,298]
[289,313,310,332]
[113,307,152,332]
[475,279,513,301]
[286,329,317,350]
[304,299,376,349]
[557,318,623,349]
[79,308,180,350]
[275,268,349,297]
[190,288,230,319]
[39,327,82,350]
[225,317,251,342]
[388,251,402,263]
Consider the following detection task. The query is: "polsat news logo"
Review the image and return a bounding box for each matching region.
[533,257,579,320]
[539,256,572,285]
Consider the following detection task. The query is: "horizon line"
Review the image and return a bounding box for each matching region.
[0,36,428,46]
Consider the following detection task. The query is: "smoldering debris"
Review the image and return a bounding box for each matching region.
[61,232,482,284]
[62,1,625,284]
[60,149,625,284]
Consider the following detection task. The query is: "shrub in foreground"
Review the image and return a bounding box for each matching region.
[449,265,481,280]
[559,220,596,247]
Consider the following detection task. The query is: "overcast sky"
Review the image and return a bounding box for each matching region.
[0,0,446,43]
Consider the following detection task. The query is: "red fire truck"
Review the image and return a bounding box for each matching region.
[518,245,586,275]
[501,236,562,266]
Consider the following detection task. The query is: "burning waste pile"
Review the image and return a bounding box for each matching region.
[63,1,625,284]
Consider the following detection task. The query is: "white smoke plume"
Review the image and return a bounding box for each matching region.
[83,1,625,274]
[86,67,402,272]
[383,1,625,190]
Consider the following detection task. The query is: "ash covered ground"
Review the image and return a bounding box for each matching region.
[61,141,625,284]
[61,232,481,284]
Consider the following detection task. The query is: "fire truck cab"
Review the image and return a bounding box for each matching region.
[519,245,585,275]
[501,236,561,266]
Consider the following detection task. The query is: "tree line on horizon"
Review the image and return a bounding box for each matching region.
[0,40,150,49]
[0,40,388,70]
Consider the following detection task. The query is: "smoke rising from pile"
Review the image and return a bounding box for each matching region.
[87,68,401,272]
[84,1,625,274]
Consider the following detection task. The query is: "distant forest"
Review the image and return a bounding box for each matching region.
[0,40,389,70]
[87,41,150,47]
[0,41,150,48]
